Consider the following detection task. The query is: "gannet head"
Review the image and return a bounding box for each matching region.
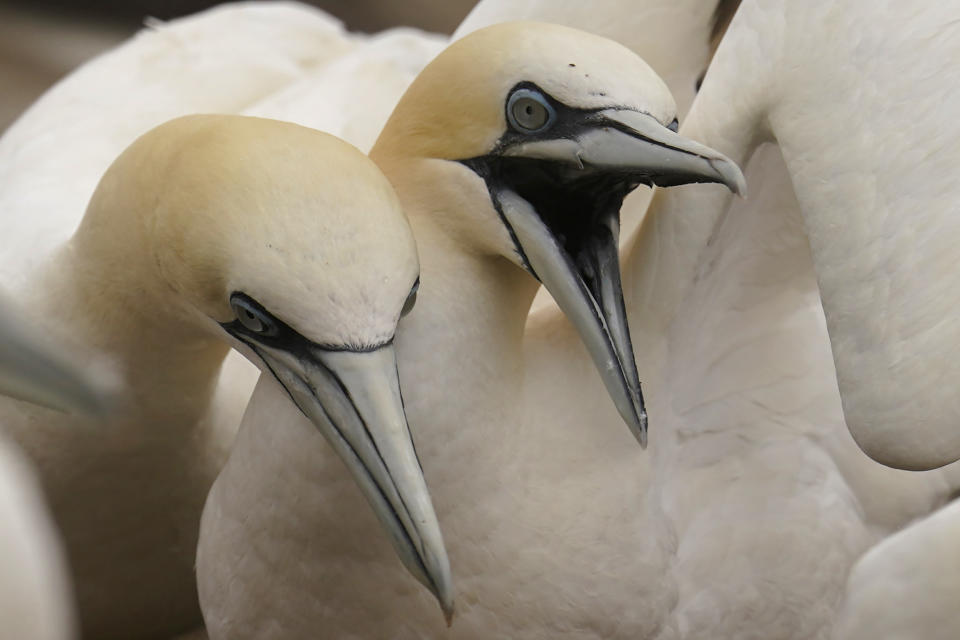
[372,22,745,447]
[81,115,453,618]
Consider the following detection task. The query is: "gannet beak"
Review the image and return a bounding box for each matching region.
[497,189,648,446]
[492,110,745,447]
[254,342,454,621]
[0,305,106,415]
[595,109,745,195]
[503,109,746,196]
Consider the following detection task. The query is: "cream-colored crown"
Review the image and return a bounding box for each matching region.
[373,21,677,162]
[76,114,419,347]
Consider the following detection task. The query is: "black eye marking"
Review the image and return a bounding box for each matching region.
[494,82,661,152]
[223,293,300,349]
[401,278,420,318]
[506,88,557,134]
[668,118,679,133]
[222,292,392,354]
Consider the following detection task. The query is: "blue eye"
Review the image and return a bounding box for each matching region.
[668,118,679,132]
[507,89,556,134]
[230,295,278,337]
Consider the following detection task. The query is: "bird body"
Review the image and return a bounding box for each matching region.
[0,434,75,640]
[200,195,669,637]
[666,2,960,634]
[8,1,960,637]
[0,6,447,636]
[833,497,960,640]
[613,2,960,633]
[0,114,449,638]
[0,300,103,640]
[2,245,237,638]
[758,1,960,471]
[460,0,960,635]
[197,21,744,639]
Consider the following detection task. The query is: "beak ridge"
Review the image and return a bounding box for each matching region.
[592,108,746,196]
[258,343,454,620]
[502,109,746,197]
[491,111,747,446]
[497,189,648,446]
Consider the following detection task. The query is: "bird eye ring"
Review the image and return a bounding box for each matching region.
[507,89,556,134]
[230,295,278,337]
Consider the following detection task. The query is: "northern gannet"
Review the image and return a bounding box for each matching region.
[196,22,743,638]
[452,0,728,264]
[460,1,960,636]
[753,2,960,472]
[612,1,960,634]
[0,114,450,638]
[653,2,960,635]
[10,1,956,635]
[609,0,960,473]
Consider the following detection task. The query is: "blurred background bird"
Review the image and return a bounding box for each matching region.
[0,0,476,135]
[0,300,107,640]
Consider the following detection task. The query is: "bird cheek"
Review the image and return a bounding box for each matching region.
[435,162,515,258]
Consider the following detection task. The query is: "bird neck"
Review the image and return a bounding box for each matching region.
[403,211,539,390]
[33,226,229,427]
[381,157,542,467]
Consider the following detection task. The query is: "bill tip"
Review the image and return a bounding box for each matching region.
[710,156,747,197]
[734,176,747,198]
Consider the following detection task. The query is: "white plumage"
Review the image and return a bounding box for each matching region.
[0,112,449,638]
[0,301,102,640]
[462,0,960,636]
[833,496,960,640]
[710,1,960,473]
[0,435,75,640]
[197,18,747,640]
[4,0,960,637]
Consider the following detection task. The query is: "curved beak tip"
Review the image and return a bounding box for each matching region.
[711,157,747,197]
[628,410,648,449]
[262,344,455,624]
[426,562,455,625]
[430,558,455,625]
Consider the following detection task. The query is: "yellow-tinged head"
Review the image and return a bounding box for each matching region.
[374,21,677,161]
[74,114,452,618]
[371,21,746,447]
[79,114,417,348]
